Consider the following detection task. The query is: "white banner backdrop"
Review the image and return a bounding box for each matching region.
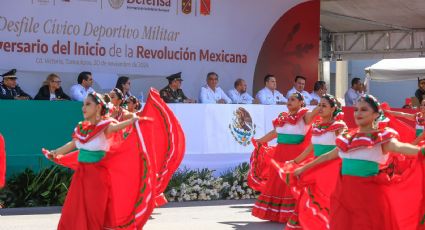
[168,104,314,173]
[0,0,307,99]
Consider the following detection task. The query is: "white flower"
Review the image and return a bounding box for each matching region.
[183,194,191,201]
[233,180,239,186]
[193,185,201,192]
[170,189,177,197]
[190,193,198,200]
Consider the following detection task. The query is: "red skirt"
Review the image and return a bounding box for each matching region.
[330,174,399,230]
[270,155,338,229]
[296,159,340,230]
[58,163,114,230]
[252,142,308,223]
[0,134,5,189]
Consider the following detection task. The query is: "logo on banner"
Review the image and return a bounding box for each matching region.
[109,0,124,9]
[182,0,192,14]
[200,0,210,15]
[229,107,256,146]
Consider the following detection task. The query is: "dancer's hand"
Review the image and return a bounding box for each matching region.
[293,167,304,177]
[42,148,65,160]
[286,160,299,165]
[42,148,57,160]
[131,114,153,123]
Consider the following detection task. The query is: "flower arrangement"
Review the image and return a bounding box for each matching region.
[165,163,258,202]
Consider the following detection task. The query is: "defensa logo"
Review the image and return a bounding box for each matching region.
[127,0,171,7]
[109,0,124,9]
[229,107,256,146]
[126,0,171,12]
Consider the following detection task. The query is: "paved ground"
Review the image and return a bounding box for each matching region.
[0,200,285,230]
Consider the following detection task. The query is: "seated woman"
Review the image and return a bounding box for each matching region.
[34,73,71,100]
[115,76,132,101]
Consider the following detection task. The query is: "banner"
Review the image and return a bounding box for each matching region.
[0,0,319,98]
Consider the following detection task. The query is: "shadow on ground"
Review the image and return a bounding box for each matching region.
[219,221,284,230]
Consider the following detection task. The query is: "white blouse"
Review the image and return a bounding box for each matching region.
[275,118,308,135]
[338,142,390,164]
[75,131,110,152]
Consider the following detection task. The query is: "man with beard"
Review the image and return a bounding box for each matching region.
[228,78,254,104]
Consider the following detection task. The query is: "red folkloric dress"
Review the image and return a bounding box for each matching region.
[46,89,185,229]
[250,108,312,224]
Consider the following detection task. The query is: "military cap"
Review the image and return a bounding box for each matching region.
[2,69,17,79]
[166,72,183,81]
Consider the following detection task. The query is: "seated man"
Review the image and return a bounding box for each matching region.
[344,77,362,106]
[70,71,94,101]
[160,72,195,103]
[228,78,254,104]
[255,74,287,105]
[0,69,32,100]
[199,72,232,104]
[310,80,327,105]
[286,75,312,105]
[415,77,425,104]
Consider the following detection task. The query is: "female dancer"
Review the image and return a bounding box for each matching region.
[109,88,131,121]
[44,89,186,229]
[384,98,425,140]
[294,95,424,230]
[282,94,346,229]
[43,92,156,230]
[250,93,319,224]
[126,95,142,113]
[292,94,346,164]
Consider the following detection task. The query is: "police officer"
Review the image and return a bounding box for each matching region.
[0,69,32,100]
[160,72,195,103]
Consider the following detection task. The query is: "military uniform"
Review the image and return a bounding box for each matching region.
[160,85,188,103]
[160,72,189,103]
[0,69,32,100]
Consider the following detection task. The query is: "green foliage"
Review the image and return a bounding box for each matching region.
[0,163,254,207]
[165,167,197,193]
[0,166,73,208]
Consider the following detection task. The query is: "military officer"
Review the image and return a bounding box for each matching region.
[160,72,195,103]
[0,69,32,100]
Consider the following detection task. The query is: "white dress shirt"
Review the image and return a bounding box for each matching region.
[255,87,287,105]
[310,92,321,103]
[286,87,312,105]
[70,84,95,101]
[199,85,232,104]
[344,88,361,106]
[227,88,254,104]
